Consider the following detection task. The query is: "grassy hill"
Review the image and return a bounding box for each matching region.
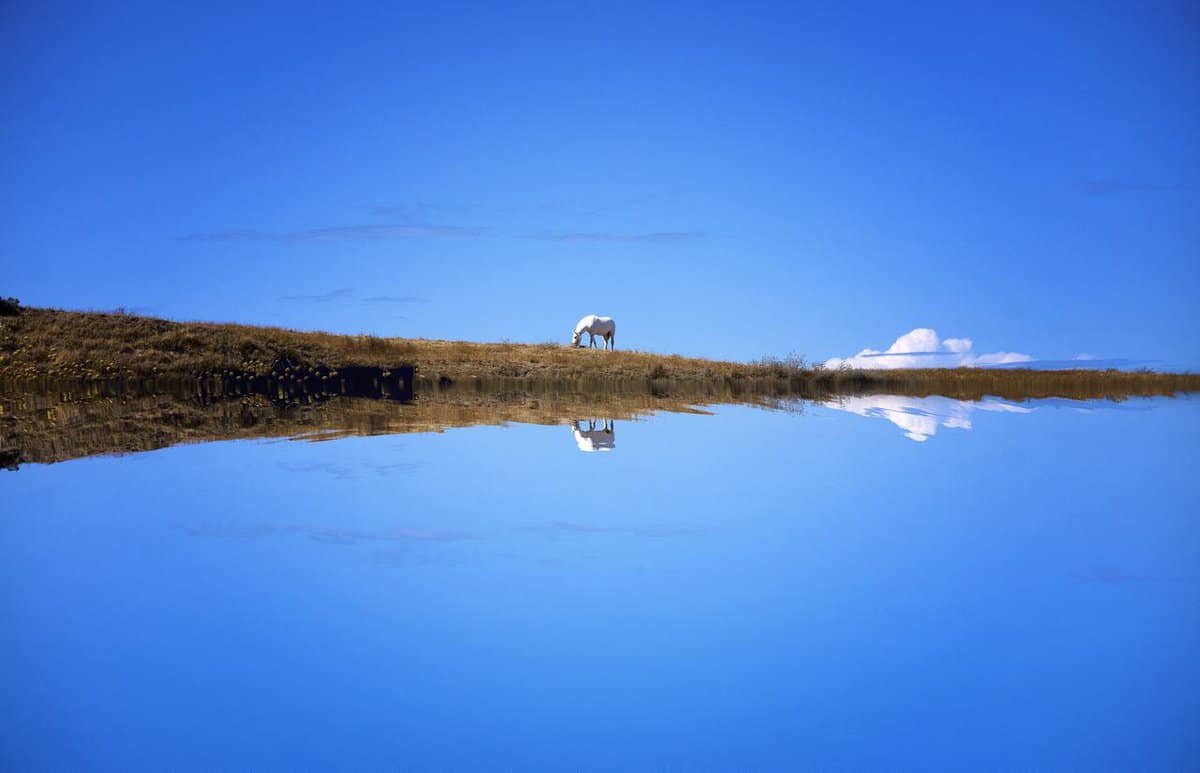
[2,305,1197,401]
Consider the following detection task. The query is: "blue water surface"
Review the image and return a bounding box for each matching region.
[2,397,1198,770]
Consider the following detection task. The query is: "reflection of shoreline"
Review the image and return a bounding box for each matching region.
[0,378,1181,467]
[822,395,1146,442]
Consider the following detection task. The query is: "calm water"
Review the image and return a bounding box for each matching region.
[2,396,1198,770]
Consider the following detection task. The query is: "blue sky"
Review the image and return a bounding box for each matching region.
[2,1,1197,366]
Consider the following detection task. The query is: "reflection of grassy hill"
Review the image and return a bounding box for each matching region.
[1,374,1193,468]
[0,384,725,467]
[3,307,1199,398]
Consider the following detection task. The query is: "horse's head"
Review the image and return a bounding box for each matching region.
[571,329,582,347]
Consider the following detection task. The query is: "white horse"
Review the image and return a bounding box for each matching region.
[572,315,616,349]
[572,419,615,452]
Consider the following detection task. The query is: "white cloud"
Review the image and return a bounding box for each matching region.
[943,337,972,354]
[824,328,1032,369]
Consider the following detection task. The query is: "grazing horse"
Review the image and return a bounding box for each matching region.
[572,419,615,452]
[572,315,616,350]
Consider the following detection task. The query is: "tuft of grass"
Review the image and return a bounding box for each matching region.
[754,351,806,377]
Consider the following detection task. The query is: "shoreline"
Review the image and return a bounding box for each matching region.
[2,306,1198,400]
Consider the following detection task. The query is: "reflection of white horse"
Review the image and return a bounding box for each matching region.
[572,315,616,349]
[572,419,615,452]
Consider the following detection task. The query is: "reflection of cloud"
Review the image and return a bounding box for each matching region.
[278,461,356,478]
[825,395,1033,442]
[989,357,1157,370]
[277,460,425,479]
[523,521,700,538]
[825,328,1032,369]
[1023,398,1150,413]
[373,199,606,219]
[367,462,425,476]
[183,223,484,242]
[371,546,470,568]
[824,394,1152,441]
[529,231,705,243]
[182,522,475,543]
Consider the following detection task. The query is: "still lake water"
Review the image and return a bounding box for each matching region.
[2,396,1198,770]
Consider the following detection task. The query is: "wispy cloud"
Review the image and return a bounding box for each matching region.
[182,521,471,543]
[521,521,701,538]
[1075,178,1187,196]
[278,288,356,303]
[373,199,605,219]
[1073,566,1157,585]
[526,199,604,216]
[182,223,484,242]
[825,328,1032,370]
[370,202,484,219]
[361,294,427,304]
[277,288,427,305]
[528,231,706,243]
